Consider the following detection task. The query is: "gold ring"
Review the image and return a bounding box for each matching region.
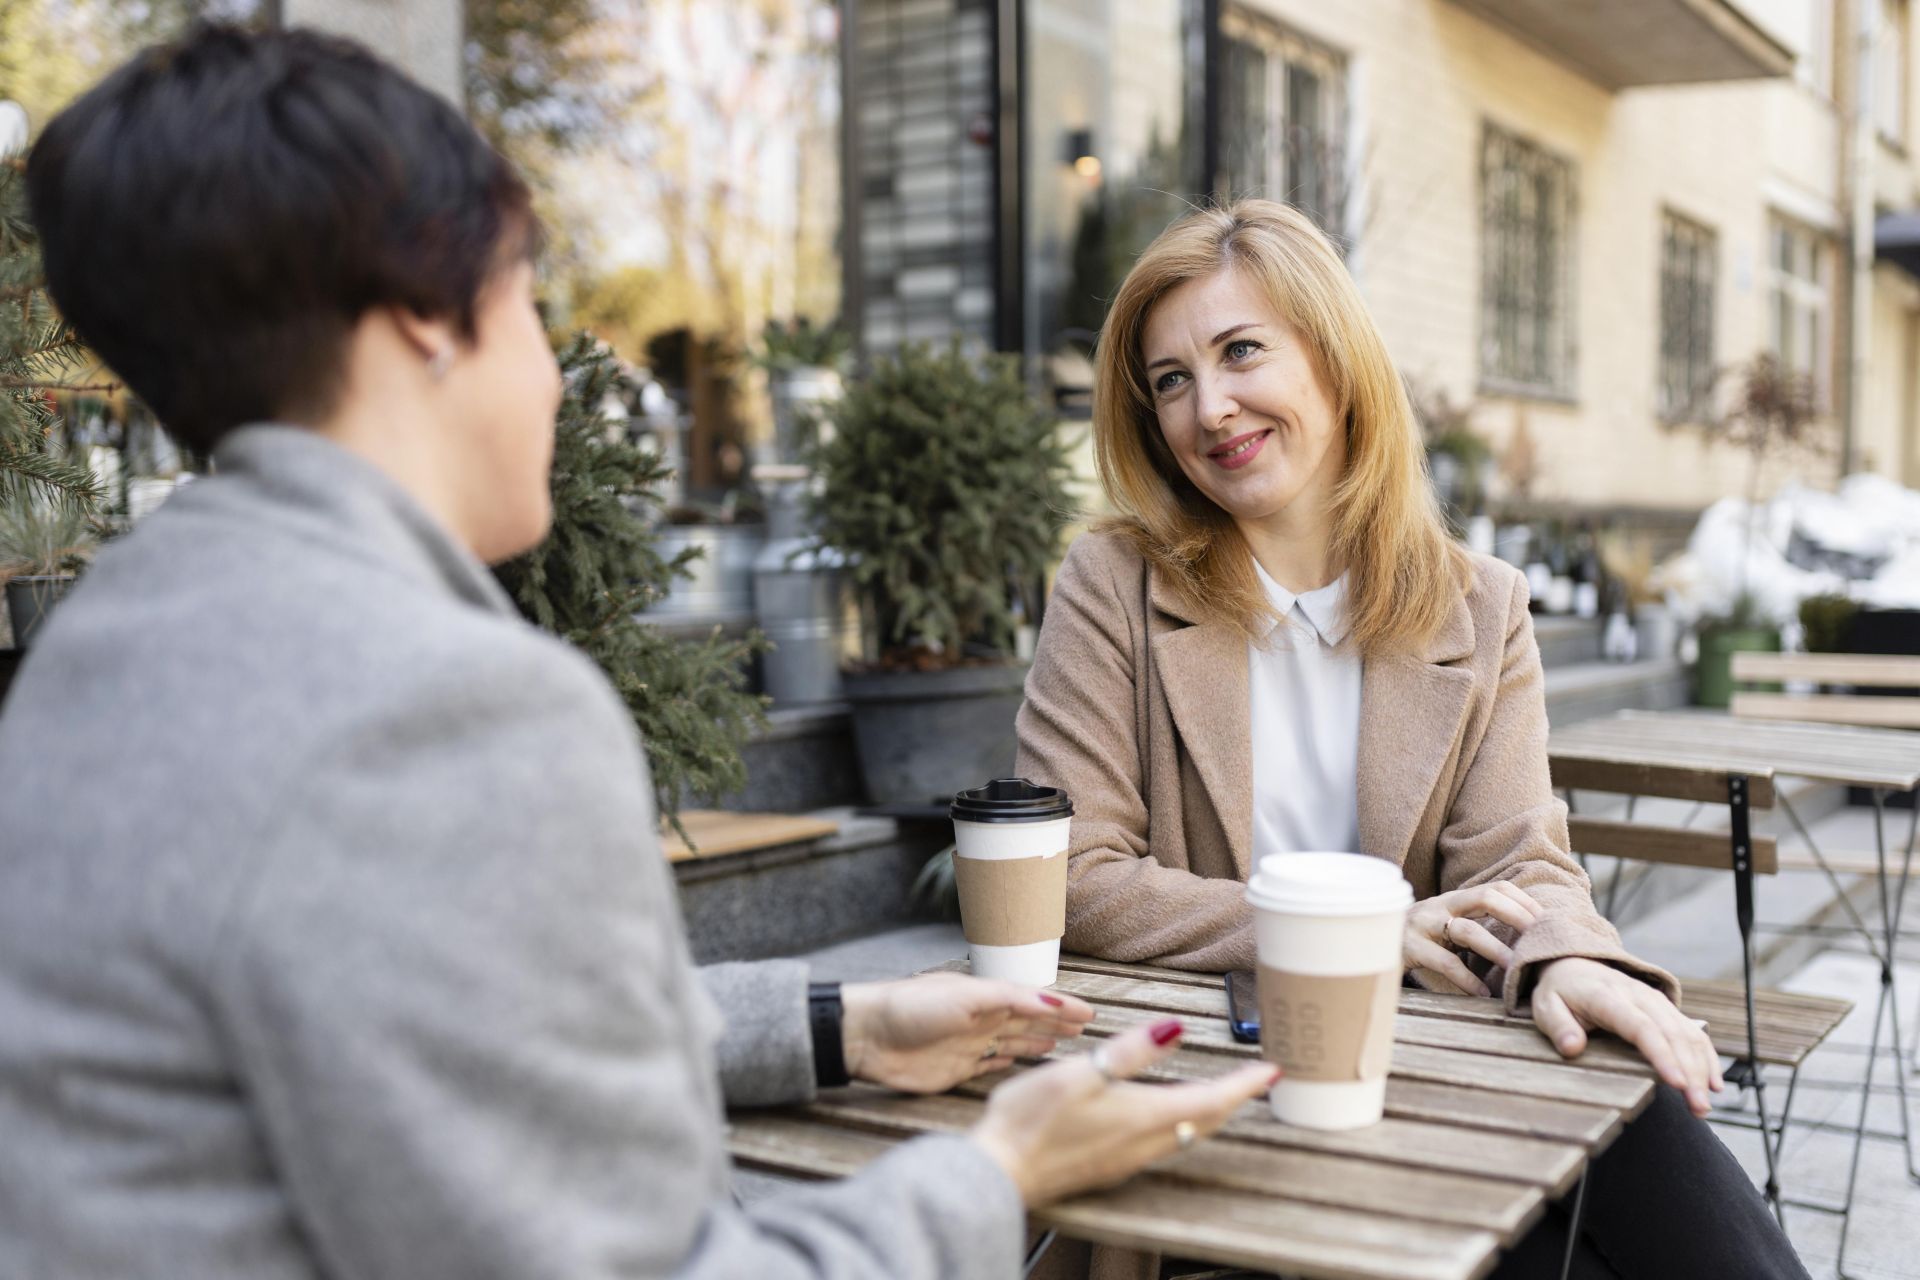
[981,1037,1001,1061]
[1444,917,1461,946]
[1174,1120,1197,1151]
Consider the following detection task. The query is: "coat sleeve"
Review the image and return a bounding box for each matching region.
[1015,538,1257,972]
[1434,571,1680,1013]
[212,638,1025,1280]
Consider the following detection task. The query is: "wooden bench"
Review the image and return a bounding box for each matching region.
[661,810,841,862]
[1731,651,1920,730]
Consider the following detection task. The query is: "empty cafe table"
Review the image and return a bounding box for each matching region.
[727,955,1662,1280]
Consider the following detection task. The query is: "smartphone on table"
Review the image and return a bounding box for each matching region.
[1223,969,1260,1044]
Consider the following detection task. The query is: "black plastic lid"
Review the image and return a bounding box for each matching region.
[950,777,1073,824]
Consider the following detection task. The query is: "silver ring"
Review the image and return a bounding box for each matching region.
[1089,1043,1117,1084]
[1174,1120,1197,1151]
[981,1037,1001,1061]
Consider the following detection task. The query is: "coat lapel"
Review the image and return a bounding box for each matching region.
[1356,596,1477,864]
[1148,574,1253,876]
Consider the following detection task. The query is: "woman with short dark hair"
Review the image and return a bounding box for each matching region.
[0,25,1276,1279]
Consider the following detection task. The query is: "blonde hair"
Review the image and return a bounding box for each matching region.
[1092,199,1469,657]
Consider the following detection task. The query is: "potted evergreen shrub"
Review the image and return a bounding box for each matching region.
[496,336,769,842]
[0,487,97,647]
[807,341,1074,806]
[753,316,847,467]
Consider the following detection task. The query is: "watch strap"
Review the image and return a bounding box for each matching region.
[808,981,850,1088]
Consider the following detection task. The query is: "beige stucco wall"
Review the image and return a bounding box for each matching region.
[1235,0,1914,512]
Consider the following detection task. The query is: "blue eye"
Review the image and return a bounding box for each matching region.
[1225,338,1261,360]
[1152,370,1188,394]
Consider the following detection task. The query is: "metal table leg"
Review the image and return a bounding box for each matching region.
[1558,1172,1589,1280]
[1023,1228,1058,1278]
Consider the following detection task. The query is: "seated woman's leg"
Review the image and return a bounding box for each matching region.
[1490,1085,1810,1279]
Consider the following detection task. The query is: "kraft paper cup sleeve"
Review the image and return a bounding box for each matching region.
[1257,964,1400,1082]
[953,851,1069,947]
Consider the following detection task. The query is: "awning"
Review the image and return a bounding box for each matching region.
[1445,0,1795,89]
[1876,212,1920,279]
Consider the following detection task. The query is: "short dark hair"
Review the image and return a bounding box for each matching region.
[28,24,536,453]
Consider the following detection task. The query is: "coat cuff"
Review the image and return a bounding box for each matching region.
[866,1133,1026,1278]
[697,960,816,1107]
[1503,914,1681,1015]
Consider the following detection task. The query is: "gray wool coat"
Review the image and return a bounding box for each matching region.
[0,426,1021,1279]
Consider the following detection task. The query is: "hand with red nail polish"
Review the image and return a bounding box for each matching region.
[967,1018,1278,1208]
[837,972,1095,1094]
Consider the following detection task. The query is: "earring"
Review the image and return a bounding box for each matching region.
[427,349,453,381]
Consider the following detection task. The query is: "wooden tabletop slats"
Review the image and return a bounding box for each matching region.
[1548,710,1920,791]
[730,955,1664,1280]
[1730,651,1920,687]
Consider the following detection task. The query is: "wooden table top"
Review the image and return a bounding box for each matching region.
[1547,708,1920,791]
[726,956,1658,1280]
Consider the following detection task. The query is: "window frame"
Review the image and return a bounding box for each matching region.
[1767,213,1834,411]
[1657,209,1718,425]
[1218,6,1349,244]
[1478,121,1580,401]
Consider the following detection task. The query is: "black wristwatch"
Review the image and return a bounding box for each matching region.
[808,981,850,1088]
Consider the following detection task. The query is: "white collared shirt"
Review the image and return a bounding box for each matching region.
[1248,559,1362,860]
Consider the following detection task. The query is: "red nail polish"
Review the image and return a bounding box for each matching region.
[1150,1018,1184,1046]
[1039,993,1064,1007]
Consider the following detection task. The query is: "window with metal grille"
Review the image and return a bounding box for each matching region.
[1479,123,1577,397]
[1658,211,1717,423]
[1220,7,1347,244]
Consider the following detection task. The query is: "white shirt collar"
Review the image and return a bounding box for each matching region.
[1251,558,1350,648]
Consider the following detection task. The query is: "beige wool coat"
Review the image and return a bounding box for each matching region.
[1014,528,1678,1013]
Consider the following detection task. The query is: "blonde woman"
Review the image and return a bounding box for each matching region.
[1016,200,1806,1278]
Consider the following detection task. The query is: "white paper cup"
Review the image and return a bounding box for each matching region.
[1246,852,1412,1130]
[950,779,1074,987]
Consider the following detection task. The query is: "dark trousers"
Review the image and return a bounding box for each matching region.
[1488,1086,1812,1280]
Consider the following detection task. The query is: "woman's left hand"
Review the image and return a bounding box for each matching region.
[840,972,1097,1093]
[1531,956,1724,1117]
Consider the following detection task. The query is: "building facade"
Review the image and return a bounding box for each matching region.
[844,0,1920,516]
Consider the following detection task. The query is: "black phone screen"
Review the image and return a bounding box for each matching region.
[1224,969,1260,1044]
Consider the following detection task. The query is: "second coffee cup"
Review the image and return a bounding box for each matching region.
[950,778,1073,987]
[1246,851,1412,1130]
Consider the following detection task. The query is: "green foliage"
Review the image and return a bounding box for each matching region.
[0,481,97,576]
[1799,592,1859,654]
[0,161,100,506]
[495,335,768,837]
[752,316,848,373]
[807,341,1076,668]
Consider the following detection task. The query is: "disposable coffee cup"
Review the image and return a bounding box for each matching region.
[950,778,1074,986]
[1245,852,1413,1130]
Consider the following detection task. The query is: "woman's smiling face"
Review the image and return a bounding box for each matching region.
[1140,266,1347,532]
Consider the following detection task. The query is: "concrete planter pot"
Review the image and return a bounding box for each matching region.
[5,574,74,649]
[841,661,1029,807]
[766,365,842,467]
[645,524,765,619]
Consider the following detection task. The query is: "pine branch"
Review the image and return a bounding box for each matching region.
[0,441,103,505]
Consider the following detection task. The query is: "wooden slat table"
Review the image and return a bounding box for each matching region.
[728,955,1659,1280]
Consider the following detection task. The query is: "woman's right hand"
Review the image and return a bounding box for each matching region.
[1403,881,1543,997]
[966,1019,1280,1208]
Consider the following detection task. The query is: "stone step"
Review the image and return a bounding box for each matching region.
[1543,657,1690,729]
[1533,615,1603,669]
[673,805,949,964]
